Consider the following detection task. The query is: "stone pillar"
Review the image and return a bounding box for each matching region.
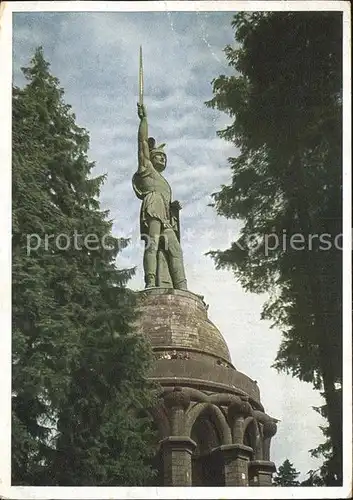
[228,396,253,443]
[160,387,194,485]
[211,444,253,486]
[160,436,196,485]
[163,386,190,435]
[249,460,276,486]
[262,420,278,461]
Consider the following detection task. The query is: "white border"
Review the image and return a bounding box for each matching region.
[1,0,350,12]
[341,2,352,498]
[0,1,351,499]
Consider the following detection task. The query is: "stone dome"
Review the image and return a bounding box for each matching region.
[137,288,231,362]
[135,288,262,408]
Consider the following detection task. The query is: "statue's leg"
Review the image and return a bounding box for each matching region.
[143,218,161,288]
[157,234,173,288]
[163,228,188,290]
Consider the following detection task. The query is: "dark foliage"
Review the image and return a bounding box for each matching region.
[12,47,158,485]
[206,12,342,484]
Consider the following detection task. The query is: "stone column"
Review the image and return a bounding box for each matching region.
[248,419,277,485]
[228,396,253,443]
[211,444,253,486]
[163,386,190,435]
[160,436,197,485]
[249,460,276,486]
[160,387,194,485]
[262,420,278,461]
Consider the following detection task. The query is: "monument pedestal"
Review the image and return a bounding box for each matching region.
[135,288,278,486]
[211,444,253,486]
[160,436,196,486]
[249,460,276,486]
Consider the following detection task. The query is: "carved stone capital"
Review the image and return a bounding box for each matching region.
[263,421,277,438]
[163,386,190,411]
[228,397,253,421]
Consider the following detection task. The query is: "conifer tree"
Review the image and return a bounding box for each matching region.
[273,459,300,486]
[12,47,157,485]
[206,12,342,484]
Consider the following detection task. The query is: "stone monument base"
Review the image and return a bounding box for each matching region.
[135,288,277,485]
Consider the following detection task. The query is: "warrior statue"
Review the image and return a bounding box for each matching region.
[132,47,187,290]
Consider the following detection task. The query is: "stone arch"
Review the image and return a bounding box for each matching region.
[185,403,231,486]
[185,402,231,446]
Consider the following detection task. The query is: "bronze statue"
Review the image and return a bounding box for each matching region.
[132,47,187,289]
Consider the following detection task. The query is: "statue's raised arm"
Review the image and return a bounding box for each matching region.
[137,103,151,172]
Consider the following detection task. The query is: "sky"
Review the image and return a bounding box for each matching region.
[12,9,326,480]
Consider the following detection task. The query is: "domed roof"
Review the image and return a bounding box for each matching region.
[135,288,262,407]
[136,288,231,362]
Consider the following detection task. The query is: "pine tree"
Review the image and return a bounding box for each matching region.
[206,12,342,484]
[12,47,158,485]
[273,459,300,486]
